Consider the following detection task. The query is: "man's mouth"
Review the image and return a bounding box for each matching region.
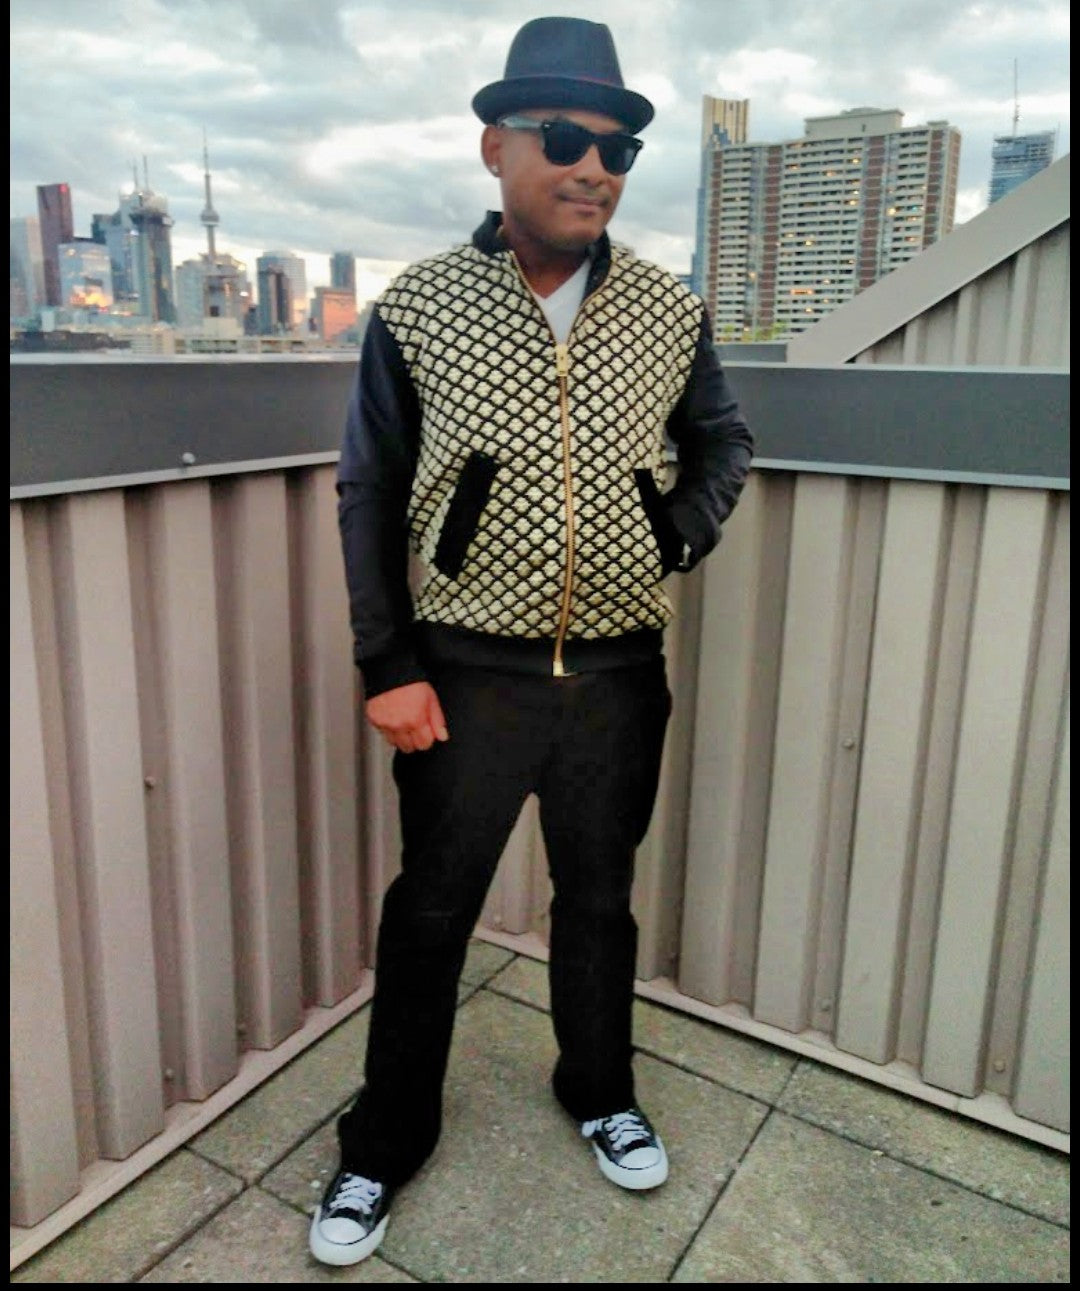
[559,193,607,210]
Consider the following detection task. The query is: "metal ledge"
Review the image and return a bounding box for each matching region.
[10,355,1069,496]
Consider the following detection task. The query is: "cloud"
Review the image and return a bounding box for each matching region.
[9,0,1071,303]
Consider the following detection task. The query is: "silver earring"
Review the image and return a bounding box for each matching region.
[491,165,499,175]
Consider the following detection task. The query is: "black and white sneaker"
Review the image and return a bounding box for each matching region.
[581,1106,669,1190]
[309,1171,392,1266]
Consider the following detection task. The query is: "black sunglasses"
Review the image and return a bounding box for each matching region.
[497,115,643,175]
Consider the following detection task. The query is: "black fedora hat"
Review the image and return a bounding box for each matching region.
[472,16,654,134]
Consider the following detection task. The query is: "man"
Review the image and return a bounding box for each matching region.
[310,16,753,1267]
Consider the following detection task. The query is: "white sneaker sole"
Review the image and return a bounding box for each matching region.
[593,1141,669,1190]
[308,1210,389,1266]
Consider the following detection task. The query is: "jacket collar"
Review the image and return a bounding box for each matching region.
[471,211,611,297]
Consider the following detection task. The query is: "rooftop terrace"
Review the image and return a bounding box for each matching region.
[10,156,1070,1278]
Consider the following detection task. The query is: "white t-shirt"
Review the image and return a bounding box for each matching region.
[536,256,591,343]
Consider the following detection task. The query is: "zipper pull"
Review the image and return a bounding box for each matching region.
[554,343,570,377]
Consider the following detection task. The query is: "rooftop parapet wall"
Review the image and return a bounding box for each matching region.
[9,356,1070,498]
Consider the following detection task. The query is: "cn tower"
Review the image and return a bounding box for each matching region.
[200,132,220,263]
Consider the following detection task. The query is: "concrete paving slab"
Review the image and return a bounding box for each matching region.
[485,954,798,1104]
[481,951,550,1009]
[260,1119,349,1218]
[191,1009,370,1182]
[779,1059,1071,1227]
[633,999,797,1103]
[673,1111,1070,1283]
[139,1187,417,1283]
[459,940,516,987]
[11,1150,243,1284]
[342,989,769,1283]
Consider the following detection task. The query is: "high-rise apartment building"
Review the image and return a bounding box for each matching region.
[256,262,293,334]
[36,182,74,307]
[988,131,1055,203]
[10,216,45,319]
[692,97,748,298]
[312,285,358,343]
[175,259,208,327]
[124,185,176,323]
[257,251,307,330]
[695,105,960,338]
[330,250,357,296]
[94,180,177,322]
[700,95,748,149]
[57,238,113,310]
[91,208,137,306]
[175,254,251,328]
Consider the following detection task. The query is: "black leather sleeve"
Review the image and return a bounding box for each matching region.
[337,309,427,698]
[661,310,755,571]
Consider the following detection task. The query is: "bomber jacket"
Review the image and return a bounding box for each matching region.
[338,211,754,697]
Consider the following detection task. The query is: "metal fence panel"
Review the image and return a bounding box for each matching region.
[9,375,1070,1260]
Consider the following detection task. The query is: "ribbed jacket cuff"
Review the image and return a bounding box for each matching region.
[359,650,429,699]
[665,497,716,571]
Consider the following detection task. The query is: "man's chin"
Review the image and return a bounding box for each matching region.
[549,233,599,253]
[506,208,611,255]
[548,217,609,253]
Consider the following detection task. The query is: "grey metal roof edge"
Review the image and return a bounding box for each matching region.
[786,153,1071,364]
[8,351,360,366]
[752,458,1070,492]
[9,452,342,500]
[16,453,1067,502]
[723,360,1070,375]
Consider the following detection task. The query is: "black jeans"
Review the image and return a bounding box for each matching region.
[337,657,672,1187]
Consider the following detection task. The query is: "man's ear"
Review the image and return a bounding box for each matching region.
[480,125,502,177]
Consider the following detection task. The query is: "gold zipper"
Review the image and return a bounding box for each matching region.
[507,252,606,677]
[552,340,575,676]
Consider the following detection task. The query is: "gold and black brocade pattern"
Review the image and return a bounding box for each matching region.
[377,243,703,640]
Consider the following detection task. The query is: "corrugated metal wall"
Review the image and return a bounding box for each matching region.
[475,470,1070,1137]
[10,458,1069,1244]
[10,470,373,1230]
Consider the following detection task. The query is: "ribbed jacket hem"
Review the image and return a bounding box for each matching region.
[415,622,663,676]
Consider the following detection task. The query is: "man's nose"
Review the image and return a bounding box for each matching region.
[570,143,607,182]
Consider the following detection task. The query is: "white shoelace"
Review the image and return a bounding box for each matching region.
[328,1173,382,1216]
[581,1109,650,1150]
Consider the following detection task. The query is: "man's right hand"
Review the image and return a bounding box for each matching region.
[365,681,450,754]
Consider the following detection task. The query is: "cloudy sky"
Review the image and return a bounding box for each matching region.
[9,0,1070,304]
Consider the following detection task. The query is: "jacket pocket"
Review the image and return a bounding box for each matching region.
[434,450,500,578]
[634,468,682,577]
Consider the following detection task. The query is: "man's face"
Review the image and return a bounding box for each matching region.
[484,107,630,254]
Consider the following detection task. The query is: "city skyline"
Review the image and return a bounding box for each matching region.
[10,0,1070,305]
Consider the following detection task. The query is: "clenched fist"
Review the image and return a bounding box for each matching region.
[366,681,450,753]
